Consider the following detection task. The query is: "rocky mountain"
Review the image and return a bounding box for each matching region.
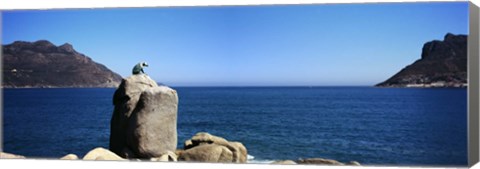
[2,40,122,88]
[376,33,467,88]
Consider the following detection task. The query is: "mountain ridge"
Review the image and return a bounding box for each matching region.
[2,40,123,88]
[376,33,467,88]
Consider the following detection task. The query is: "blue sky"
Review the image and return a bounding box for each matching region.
[2,2,469,86]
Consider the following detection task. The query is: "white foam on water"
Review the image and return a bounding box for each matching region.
[246,154,276,164]
[247,154,255,160]
[248,159,276,164]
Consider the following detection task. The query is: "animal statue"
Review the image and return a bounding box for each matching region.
[132,62,148,75]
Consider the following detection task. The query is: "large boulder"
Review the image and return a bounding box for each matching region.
[184,132,230,149]
[109,74,178,159]
[110,74,158,157]
[178,144,233,163]
[181,132,247,163]
[126,86,178,158]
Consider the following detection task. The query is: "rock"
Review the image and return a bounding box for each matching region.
[183,132,247,163]
[297,158,345,165]
[83,147,125,161]
[175,149,184,157]
[229,142,248,163]
[120,147,136,159]
[60,154,79,160]
[159,152,177,162]
[178,144,233,163]
[347,161,361,166]
[126,86,178,158]
[110,74,178,159]
[150,151,178,162]
[0,152,26,159]
[271,160,297,165]
[109,74,158,156]
[184,132,230,149]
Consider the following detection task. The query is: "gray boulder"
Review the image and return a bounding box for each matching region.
[182,132,247,163]
[109,74,178,158]
[178,144,233,163]
[184,132,230,149]
[126,86,178,158]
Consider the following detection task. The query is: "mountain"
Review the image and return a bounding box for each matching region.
[375,33,467,88]
[2,40,123,88]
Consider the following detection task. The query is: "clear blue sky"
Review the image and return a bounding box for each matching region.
[2,2,469,86]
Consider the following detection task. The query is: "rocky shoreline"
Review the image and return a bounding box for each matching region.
[0,150,361,166]
[0,131,361,166]
[0,146,361,166]
[0,74,361,166]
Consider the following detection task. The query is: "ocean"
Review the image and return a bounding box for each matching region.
[2,87,467,166]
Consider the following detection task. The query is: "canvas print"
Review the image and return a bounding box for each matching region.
[0,2,469,167]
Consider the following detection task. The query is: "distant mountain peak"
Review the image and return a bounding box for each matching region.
[2,40,123,88]
[444,32,464,41]
[33,40,55,45]
[32,40,56,49]
[376,33,467,88]
[421,33,467,60]
[59,43,75,53]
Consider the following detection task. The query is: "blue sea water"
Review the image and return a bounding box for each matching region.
[2,87,467,166]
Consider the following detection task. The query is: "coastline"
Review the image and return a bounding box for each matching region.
[375,83,468,88]
[0,150,361,166]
